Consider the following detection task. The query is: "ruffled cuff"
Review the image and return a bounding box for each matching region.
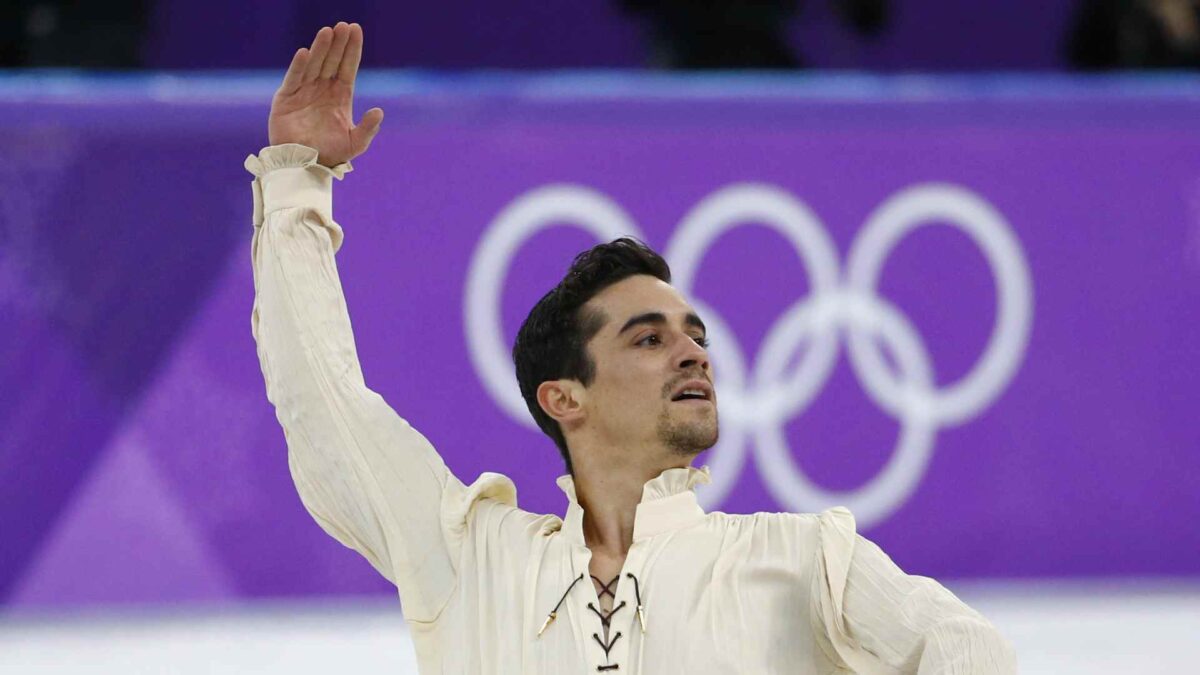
[243,143,354,227]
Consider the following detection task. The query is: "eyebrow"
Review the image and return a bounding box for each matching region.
[616,311,707,337]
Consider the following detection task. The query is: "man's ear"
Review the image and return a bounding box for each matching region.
[536,379,586,425]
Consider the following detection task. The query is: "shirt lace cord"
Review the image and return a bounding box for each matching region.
[538,572,585,637]
[538,570,649,641]
[626,572,647,634]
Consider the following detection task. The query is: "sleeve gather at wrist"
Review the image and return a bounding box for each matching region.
[243,143,354,179]
[244,144,354,229]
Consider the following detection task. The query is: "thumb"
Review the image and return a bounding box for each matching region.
[351,107,384,155]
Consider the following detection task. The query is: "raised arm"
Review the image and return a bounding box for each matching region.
[247,23,517,624]
[812,508,1017,674]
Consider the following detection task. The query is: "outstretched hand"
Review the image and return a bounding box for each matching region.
[268,22,383,168]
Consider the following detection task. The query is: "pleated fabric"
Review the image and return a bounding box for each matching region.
[246,144,1017,675]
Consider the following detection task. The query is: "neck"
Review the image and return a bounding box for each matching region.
[570,451,691,556]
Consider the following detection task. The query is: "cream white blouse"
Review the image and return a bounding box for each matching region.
[245,143,1017,675]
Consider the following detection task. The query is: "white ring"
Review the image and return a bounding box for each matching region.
[466,182,1033,526]
[845,183,1033,426]
[464,184,644,426]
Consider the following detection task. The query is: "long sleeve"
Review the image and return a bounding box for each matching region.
[245,143,518,624]
[812,507,1017,675]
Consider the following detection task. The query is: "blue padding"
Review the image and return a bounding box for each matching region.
[5,69,1200,103]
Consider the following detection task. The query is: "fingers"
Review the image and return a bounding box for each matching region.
[302,26,332,83]
[321,22,352,80]
[350,107,384,155]
[338,23,363,83]
[278,47,308,94]
[290,22,358,94]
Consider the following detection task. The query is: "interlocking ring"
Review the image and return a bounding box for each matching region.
[464,182,1033,526]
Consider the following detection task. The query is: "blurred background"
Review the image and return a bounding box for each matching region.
[2,1,1199,673]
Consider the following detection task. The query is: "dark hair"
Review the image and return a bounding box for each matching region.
[511,237,672,475]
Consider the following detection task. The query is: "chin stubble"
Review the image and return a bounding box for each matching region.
[656,405,719,456]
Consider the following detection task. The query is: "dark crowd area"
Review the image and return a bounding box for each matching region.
[4,0,1200,70]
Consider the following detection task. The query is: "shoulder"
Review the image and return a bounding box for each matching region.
[701,506,856,552]
[704,506,853,532]
[691,509,859,588]
[445,471,563,541]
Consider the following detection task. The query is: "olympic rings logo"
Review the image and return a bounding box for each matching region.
[465,183,1033,526]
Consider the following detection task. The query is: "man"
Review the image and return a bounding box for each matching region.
[247,21,1017,674]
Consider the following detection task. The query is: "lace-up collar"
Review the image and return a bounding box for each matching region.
[554,465,712,544]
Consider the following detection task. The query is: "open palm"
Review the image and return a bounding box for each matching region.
[268,22,383,168]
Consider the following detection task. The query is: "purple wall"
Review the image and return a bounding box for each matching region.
[2,73,1198,613]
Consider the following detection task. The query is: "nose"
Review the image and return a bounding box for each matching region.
[676,334,710,373]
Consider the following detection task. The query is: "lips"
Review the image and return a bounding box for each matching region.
[669,379,714,402]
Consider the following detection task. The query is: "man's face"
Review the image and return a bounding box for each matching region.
[578,275,719,459]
